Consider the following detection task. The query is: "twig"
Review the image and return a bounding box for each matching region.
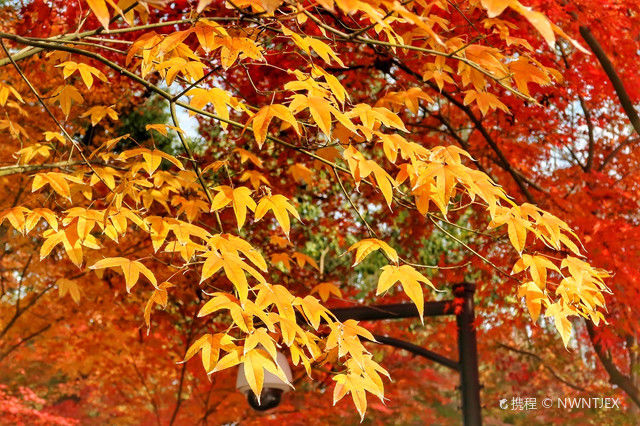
[429,215,517,281]
[496,342,586,391]
[168,102,223,233]
[0,39,108,188]
[332,167,377,238]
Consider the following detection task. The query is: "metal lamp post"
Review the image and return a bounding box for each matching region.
[329,282,482,426]
[238,282,482,425]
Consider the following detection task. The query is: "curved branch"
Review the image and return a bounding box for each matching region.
[0,323,54,362]
[599,135,640,171]
[392,58,537,204]
[0,161,121,177]
[579,26,640,139]
[578,94,595,171]
[496,342,585,391]
[585,321,640,409]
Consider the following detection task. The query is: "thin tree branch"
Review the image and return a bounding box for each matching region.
[168,102,223,233]
[131,357,162,426]
[0,1,138,67]
[496,342,586,391]
[0,161,122,177]
[0,39,107,186]
[332,167,377,238]
[0,283,55,340]
[585,321,640,409]
[0,322,55,362]
[599,135,640,171]
[580,26,640,140]
[392,58,537,204]
[578,94,596,171]
[168,309,199,426]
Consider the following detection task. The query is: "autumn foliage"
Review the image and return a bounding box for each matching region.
[0,0,638,424]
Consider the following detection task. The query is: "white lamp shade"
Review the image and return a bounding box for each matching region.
[236,350,293,394]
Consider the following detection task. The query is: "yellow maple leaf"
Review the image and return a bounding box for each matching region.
[86,0,112,29]
[43,131,65,144]
[51,85,83,117]
[200,251,265,302]
[517,281,548,323]
[489,206,533,253]
[311,281,342,302]
[209,233,268,272]
[80,105,118,126]
[269,234,291,248]
[194,19,229,49]
[218,36,265,69]
[16,143,51,164]
[90,257,158,292]
[509,57,551,97]
[25,208,58,233]
[202,160,228,174]
[119,148,185,176]
[233,147,263,168]
[32,172,84,200]
[333,374,368,421]
[545,302,573,347]
[348,238,398,266]
[145,123,185,137]
[288,163,315,184]
[144,281,174,329]
[255,194,300,236]
[377,264,437,323]
[292,252,319,270]
[188,87,235,128]
[242,348,292,398]
[343,146,396,206]
[40,227,86,267]
[239,170,270,189]
[210,186,256,230]
[294,295,335,329]
[512,254,560,289]
[57,61,107,89]
[244,328,278,361]
[57,278,81,304]
[183,332,236,372]
[249,104,300,148]
[463,90,510,116]
[270,252,292,270]
[197,293,252,334]
[0,207,30,234]
[254,283,297,323]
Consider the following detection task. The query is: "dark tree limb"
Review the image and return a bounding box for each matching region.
[0,283,55,340]
[578,94,595,171]
[131,357,162,426]
[585,321,640,409]
[496,342,585,391]
[599,135,640,171]
[580,26,640,140]
[392,58,537,204]
[168,308,200,426]
[576,28,640,409]
[433,112,494,177]
[0,322,55,362]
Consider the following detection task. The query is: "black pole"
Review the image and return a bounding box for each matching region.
[324,283,483,425]
[330,300,452,322]
[454,283,482,426]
